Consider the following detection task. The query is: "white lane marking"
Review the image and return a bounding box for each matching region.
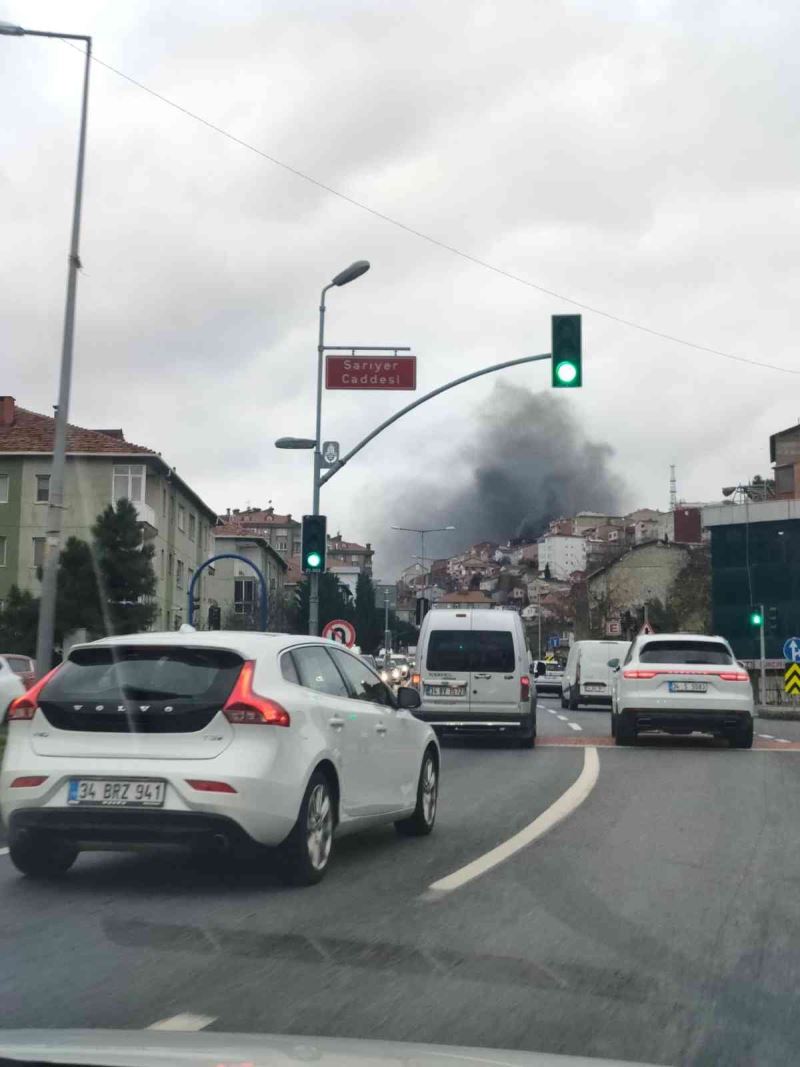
[546,707,557,714]
[557,714,568,721]
[425,747,600,897]
[776,738,791,744]
[759,734,775,740]
[568,722,582,731]
[0,847,8,857]
[148,1014,216,1031]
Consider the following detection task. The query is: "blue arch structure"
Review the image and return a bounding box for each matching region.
[187,554,268,631]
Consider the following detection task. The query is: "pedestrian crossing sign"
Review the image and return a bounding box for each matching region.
[784,662,800,695]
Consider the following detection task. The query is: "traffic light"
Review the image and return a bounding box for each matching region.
[301,514,327,573]
[767,605,779,634]
[749,606,763,627]
[551,314,582,388]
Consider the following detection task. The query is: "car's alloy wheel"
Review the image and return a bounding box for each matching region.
[396,750,438,836]
[306,782,333,871]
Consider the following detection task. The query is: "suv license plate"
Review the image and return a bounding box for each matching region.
[67,779,166,807]
[425,685,467,698]
[669,681,708,693]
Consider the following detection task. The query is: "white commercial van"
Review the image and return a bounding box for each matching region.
[561,639,631,710]
[413,609,536,747]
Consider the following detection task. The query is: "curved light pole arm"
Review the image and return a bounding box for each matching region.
[319,352,550,488]
[188,554,269,631]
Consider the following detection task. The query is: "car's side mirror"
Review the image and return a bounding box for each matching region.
[396,687,421,710]
[607,658,620,670]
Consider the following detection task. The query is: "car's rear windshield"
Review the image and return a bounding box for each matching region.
[5,655,31,673]
[42,646,244,703]
[427,631,515,672]
[638,640,733,665]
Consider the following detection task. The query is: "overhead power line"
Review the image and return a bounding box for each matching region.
[65,41,799,377]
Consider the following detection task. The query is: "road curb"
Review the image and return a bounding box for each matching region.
[756,707,800,721]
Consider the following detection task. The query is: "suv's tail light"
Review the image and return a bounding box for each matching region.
[223,661,290,726]
[719,671,750,682]
[520,675,531,701]
[7,666,61,721]
[622,669,657,680]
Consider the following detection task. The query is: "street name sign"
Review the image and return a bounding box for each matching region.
[326,355,416,391]
[322,618,356,647]
[783,637,800,663]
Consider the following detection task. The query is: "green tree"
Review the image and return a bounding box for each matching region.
[55,536,103,640]
[291,572,354,634]
[355,573,383,652]
[0,586,39,655]
[92,499,158,634]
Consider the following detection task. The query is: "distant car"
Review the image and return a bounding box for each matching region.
[0,656,27,718]
[1,631,440,882]
[562,640,631,709]
[534,660,564,696]
[611,633,754,748]
[0,655,36,690]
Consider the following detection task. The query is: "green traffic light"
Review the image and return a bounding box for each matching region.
[306,551,322,569]
[749,611,763,626]
[555,360,578,385]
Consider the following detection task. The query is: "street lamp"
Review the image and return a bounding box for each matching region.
[307,261,370,635]
[392,525,455,608]
[2,21,92,677]
[275,437,317,449]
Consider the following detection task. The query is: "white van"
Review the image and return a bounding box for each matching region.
[562,639,631,710]
[414,609,536,747]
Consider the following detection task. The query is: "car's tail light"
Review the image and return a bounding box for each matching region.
[185,779,237,793]
[520,675,531,701]
[622,669,658,680]
[10,776,48,788]
[222,660,290,726]
[7,666,61,721]
[718,671,750,682]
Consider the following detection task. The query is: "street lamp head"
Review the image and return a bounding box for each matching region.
[0,21,25,34]
[331,260,370,287]
[275,436,317,450]
[444,525,455,531]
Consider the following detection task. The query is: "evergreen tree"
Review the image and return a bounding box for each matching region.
[92,499,158,634]
[355,573,382,652]
[0,586,39,655]
[55,536,103,640]
[292,572,354,634]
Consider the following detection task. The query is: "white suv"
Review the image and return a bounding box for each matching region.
[1,631,440,884]
[611,633,754,748]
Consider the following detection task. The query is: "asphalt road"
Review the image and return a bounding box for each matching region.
[3,696,800,1066]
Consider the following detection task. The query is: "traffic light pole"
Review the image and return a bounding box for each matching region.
[309,284,333,637]
[759,602,767,705]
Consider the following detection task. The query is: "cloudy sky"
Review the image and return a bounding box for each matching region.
[3,0,799,579]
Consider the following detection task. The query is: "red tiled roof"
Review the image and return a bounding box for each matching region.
[329,539,369,552]
[222,510,298,526]
[0,406,155,455]
[438,590,492,604]
[214,523,265,538]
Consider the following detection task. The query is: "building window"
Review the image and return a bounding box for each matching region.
[162,487,167,516]
[234,578,256,614]
[0,474,8,504]
[168,553,173,577]
[160,548,165,579]
[32,537,46,568]
[36,474,50,503]
[112,465,144,504]
[0,535,6,566]
[188,513,196,541]
[277,539,288,552]
[178,505,186,532]
[176,560,184,588]
[292,539,301,554]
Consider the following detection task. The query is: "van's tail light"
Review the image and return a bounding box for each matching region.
[223,661,290,726]
[520,675,531,701]
[7,666,61,721]
[411,673,421,688]
[622,669,657,680]
[719,671,750,682]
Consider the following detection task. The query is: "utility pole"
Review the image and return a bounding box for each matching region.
[537,586,542,660]
[759,602,767,705]
[384,589,391,667]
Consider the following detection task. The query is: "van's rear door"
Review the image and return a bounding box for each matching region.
[422,619,472,715]
[469,629,520,719]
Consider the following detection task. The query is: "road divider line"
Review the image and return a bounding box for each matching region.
[148,1014,216,1031]
[557,714,568,721]
[568,722,582,731]
[759,734,775,740]
[0,847,8,857]
[423,747,600,898]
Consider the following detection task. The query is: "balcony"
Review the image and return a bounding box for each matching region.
[133,500,158,538]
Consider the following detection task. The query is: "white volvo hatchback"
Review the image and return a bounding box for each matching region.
[0,632,440,884]
[611,633,754,748]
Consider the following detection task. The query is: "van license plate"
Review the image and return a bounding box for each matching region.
[425,685,467,698]
[67,779,166,807]
[669,682,707,693]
